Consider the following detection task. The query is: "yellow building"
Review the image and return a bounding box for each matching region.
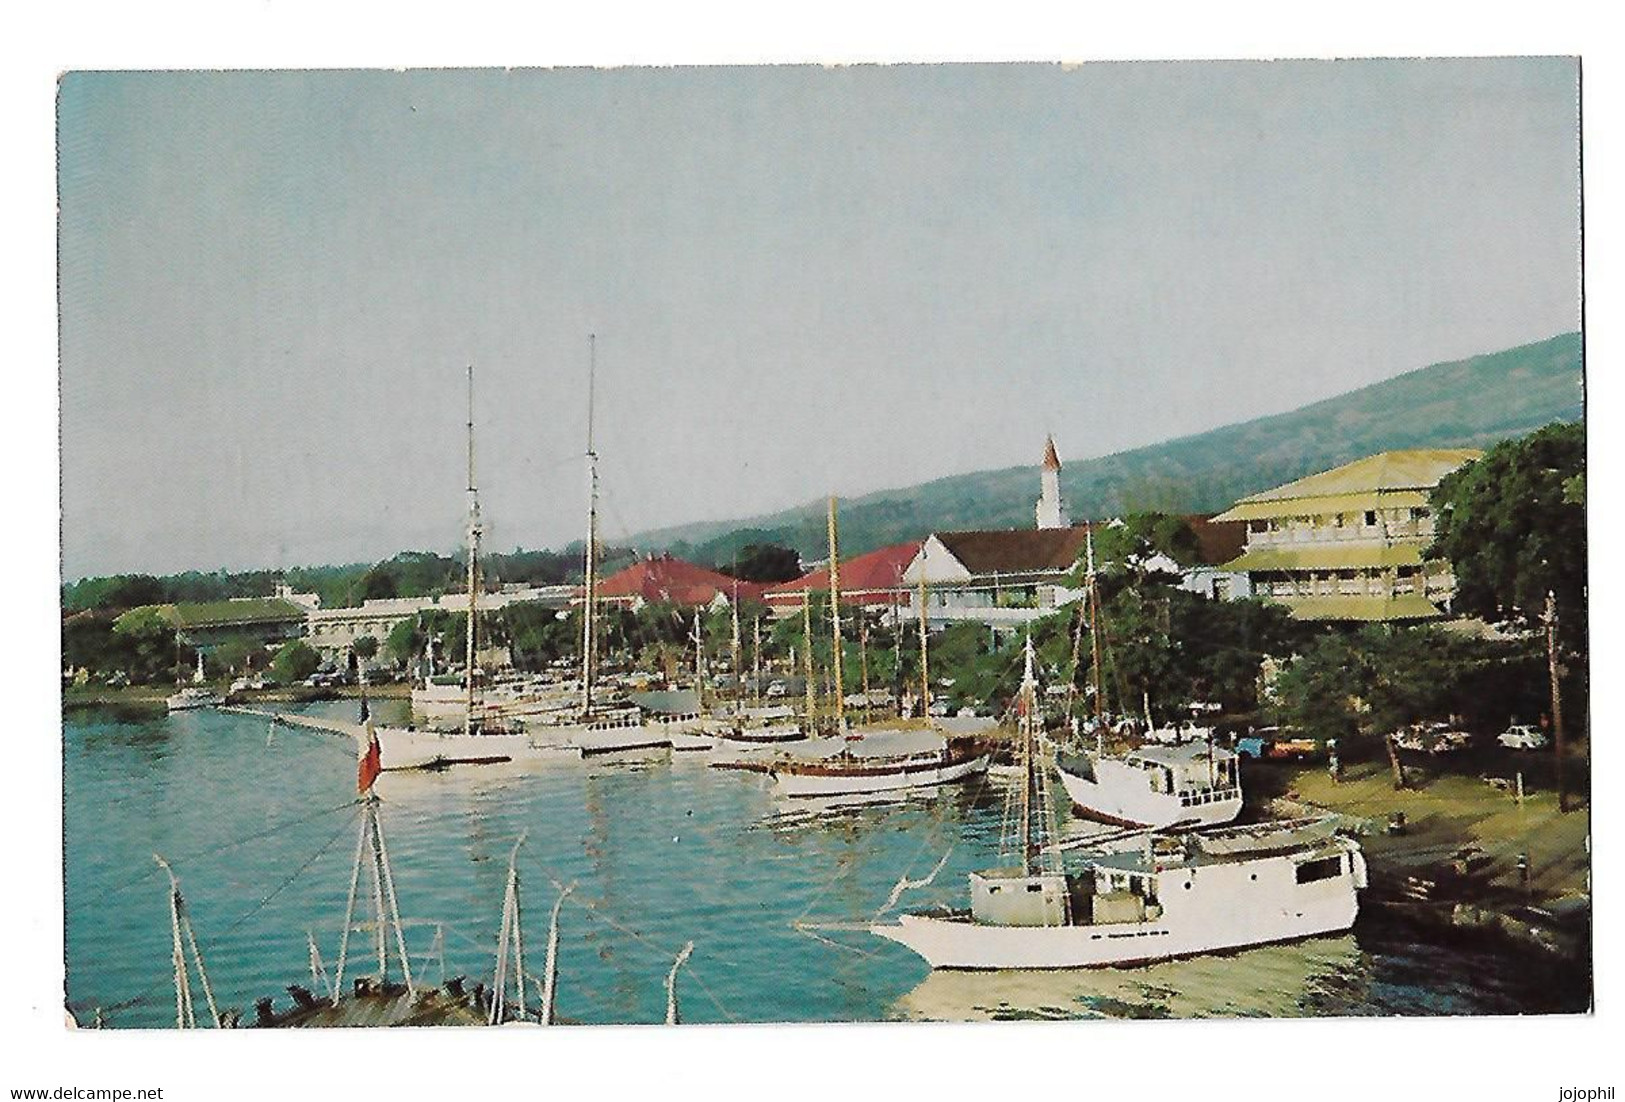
[1212,449,1481,622]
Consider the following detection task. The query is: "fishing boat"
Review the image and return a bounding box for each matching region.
[1055,740,1241,829]
[768,497,989,798]
[1051,525,1242,829]
[870,638,1366,970]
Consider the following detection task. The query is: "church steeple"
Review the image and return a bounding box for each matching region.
[1036,435,1067,529]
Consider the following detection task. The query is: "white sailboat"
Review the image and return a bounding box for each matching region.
[769,497,990,798]
[516,336,666,758]
[870,638,1366,970]
[1053,525,1242,829]
[381,366,533,769]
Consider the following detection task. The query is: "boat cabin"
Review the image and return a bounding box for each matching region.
[1122,743,1239,806]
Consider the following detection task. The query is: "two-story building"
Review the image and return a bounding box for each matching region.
[1211,449,1481,621]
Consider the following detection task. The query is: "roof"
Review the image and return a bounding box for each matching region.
[1271,593,1445,622]
[597,554,766,607]
[933,526,1092,576]
[1224,544,1425,573]
[1041,436,1061,472]
[765,541,922,604]
[171,598,306,628]
[1211,449,1482,523]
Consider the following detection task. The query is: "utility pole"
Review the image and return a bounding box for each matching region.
[1546,590,1567,813]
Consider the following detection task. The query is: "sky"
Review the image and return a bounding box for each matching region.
[57,59,1582,579]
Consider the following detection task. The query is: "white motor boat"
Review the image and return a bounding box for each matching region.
[166,686,224,712]
[1056,741,1242,830]
[870,639,1365,970]
[873,819,1365,971]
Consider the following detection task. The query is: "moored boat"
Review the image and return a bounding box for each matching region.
[869,637,1365,970]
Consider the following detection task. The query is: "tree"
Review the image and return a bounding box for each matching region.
[272,640,321,684]
[111,605,181,683]
[359,566,399,601]
[1428,421,1586,647]
[723,544,803,584]
[352,635,379,661]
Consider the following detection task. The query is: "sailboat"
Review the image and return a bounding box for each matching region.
[1053,525,1242,829]
[514,336,666,758]
[768,497,990,798]
[870,637,1366,970]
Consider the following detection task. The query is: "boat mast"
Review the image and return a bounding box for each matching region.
[1086,524,1107,753]
[464,364,481,740]
[1019,635,1039,875]
[731,579,742,711]
[692,611,705,709]
[916,570,931,718]
[752,616,762,709]
[827,496,845,733]
[802,594,816,723]
[581,335,599,715]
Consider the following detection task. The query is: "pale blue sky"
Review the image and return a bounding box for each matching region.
[58,59,1580,578]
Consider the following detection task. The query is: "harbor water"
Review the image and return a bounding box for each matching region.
[64,701,1587,1027]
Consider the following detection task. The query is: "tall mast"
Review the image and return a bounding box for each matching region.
[465,364,481,739]
[730,580,742,710]
[1019,635,1039,875]
[752,616,762,709]
[916,569,931,718]
[692,611,705,709]
[802,595,816,723]
[1086,523,1106,749]
[580,335,599,714]
[827,496,845,732]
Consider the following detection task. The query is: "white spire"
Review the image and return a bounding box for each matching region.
[1036,435,1068,529]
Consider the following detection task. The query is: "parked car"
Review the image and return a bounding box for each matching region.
[765,680,789,699]
[1498,724,1550,751]
[1235,727,1317,761]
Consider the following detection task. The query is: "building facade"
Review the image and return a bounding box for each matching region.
[1211,449,1481,622]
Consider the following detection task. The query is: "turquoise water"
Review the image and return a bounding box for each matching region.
[63,701,1585,1027]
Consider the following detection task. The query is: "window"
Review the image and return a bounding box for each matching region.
[1364,510,1378,527]
[1295,856,1343,884]
[1411,507,1430,521]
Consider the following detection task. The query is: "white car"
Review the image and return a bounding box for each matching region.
[1498,724,1549,751]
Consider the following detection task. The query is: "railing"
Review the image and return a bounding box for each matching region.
[1178,786,1240,808]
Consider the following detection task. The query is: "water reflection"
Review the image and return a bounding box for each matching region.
[891,934,1366,1021]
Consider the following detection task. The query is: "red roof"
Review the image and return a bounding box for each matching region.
[765,541,923,606]
[1042,435,1061,472]
[597,554,766,607]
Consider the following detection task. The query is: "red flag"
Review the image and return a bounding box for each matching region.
[358,728,381,794]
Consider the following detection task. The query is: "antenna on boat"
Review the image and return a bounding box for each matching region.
[490,835,528,1024]
[581,335,600,716]
[665,942,695,1025]
[155,856,220,1028]
[540,882,574,1026]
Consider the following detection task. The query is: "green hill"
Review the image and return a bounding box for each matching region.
[637,332,1584,565]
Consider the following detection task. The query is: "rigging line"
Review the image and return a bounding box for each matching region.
[98,805,363,1027]
[66,797,365,915]
[206,803,364,945]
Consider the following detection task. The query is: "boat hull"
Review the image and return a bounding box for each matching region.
[773,753,991,798]
[873,891,1358,970]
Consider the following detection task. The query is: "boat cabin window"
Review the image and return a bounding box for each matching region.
[1295,855,1343,884]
